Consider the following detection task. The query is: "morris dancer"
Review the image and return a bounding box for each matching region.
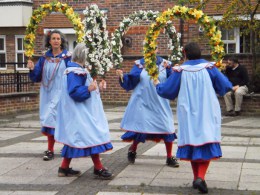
[55,43,113,179]
[27,30,70,161]
[155,42,232,194]
[116,47,179,168]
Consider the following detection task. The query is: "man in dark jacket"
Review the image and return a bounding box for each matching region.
[223,57,249,116]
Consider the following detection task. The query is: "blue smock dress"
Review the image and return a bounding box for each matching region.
[120,57,177,143]
[29,50,70,136]
[156,59,232,161]
[55,62,113,158]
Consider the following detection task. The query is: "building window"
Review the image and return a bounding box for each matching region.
[240,32,251,53]
[239,27,259,54]
[15,35,26,70]
[221,27,256,54]
[221,28,240,54]
[0,36,6,69]
[66,34,77,53]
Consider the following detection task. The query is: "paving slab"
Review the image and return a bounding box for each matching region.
[0,121,41,128]
[97,192,177,195]
[0,131,35,140]
[249,138,260,145]
[223,117,260,128]
[0,127,34,131]
[105,112,124,121]
[104,106,126,112]
[221,136,250,146]
[0,157,33,175]
[0,191,58,195]
[109,122,121,130]
[221,145,247,159]
[105,142,130,154]
[0,142,63,154]
[0,119,9,123]
[206,181,238,190]
[142,143,178,157]
[245,147,260,160]
[15,113,39,119]
[222,127,260,137]
[32,131,124,142]
[30,161,93,185]
[110,131,124,141]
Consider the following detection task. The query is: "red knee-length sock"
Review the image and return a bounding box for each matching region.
[197,161,210,180]
[164,141,173,158]
[191,161,199,180]
[130,140,139,152]
[47,135,55,152]
[61,158,71,169]
[91,154,103,170]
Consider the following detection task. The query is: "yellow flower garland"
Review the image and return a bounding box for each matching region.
[24,1,84,58]
[144,5,225,80]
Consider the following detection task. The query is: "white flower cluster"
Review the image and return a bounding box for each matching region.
[166,25,183,62]
[83,4,113,77]
[111,10,182,69]
[111,10,160,69]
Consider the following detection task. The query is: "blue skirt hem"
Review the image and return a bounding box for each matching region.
[41,127,55,136]
[61,143,113,158]
[176,143,222,161]
[121,131,177,143]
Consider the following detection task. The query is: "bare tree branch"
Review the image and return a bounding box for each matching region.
[251,1,260,17]
[239,0,247,6]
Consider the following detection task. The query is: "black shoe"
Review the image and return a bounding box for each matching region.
[93,167,114,180]
[192,180,198,189]
[234,111,240,116]
[128,151,136,164]
[166,156,179,168]
[58,167,81,177]
[194,178,208,194]
[225,110,234,116]
[227,111,240,117]
[43,150,54,161]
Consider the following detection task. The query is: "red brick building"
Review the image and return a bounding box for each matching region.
[0,0,259,115]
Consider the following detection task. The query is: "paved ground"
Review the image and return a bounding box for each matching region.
[0,105,260,195]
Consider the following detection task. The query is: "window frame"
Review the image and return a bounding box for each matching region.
[0,35,7,70]
[221,27,240,54]
[15,35,27,70]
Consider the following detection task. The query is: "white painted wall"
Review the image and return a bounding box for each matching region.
[0,5,32,27]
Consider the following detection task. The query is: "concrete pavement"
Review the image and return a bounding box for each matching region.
[0,105,260,195]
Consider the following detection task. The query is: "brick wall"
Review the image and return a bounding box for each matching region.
[0,92,39,115]
[0,28,26,63]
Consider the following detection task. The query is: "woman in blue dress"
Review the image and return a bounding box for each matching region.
[155,42,232,194]
[116,47,179,168]
[27,30,71,161]
[55,43,113,179]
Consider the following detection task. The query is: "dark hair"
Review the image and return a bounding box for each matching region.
[228,56,239,64]
[183,42,201,60]
[44,30,68,50]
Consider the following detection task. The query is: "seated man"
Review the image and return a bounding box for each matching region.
[223,57,249,116]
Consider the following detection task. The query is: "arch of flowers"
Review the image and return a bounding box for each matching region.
[24,1,84,58]
[83,4,113,78]
[144,5,225,80]
[111,10,183,69]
